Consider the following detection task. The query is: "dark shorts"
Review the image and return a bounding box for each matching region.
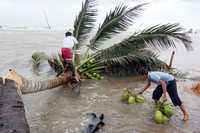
[152,79,182,106]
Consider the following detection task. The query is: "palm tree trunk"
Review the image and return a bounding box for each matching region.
[0,71,72,132]
[20,73,72,94]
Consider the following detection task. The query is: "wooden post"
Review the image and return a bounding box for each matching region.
[0,78,30,133]
[168,51,175,69]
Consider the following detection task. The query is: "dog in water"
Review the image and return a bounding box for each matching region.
[82,113,105,133]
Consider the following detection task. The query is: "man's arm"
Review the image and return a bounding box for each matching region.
[72,37,79,51]
[139,80,151,94]
[159,80,167,101]
[73,36,78,44]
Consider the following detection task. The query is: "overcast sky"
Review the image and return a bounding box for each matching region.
[0,0,199,30]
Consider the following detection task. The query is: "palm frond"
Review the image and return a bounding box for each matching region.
[103,54,167,76]
[94,43,158,61]
[89,3,146,50]
[94,23,192,60]
[102,53,166,68]
[32,52,48,68]
[92,40,166,76]
[136,49,158,58]
[48,54,65,74]
[134,23,192,50]
[73,0,97,49]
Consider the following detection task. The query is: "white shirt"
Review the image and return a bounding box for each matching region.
[62,36,78,49]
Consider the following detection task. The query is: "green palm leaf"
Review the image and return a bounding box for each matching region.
[48,54,65,74]
[102,54,167,75]
[95,23,192,61]
[94,43,156,61]
[134,23,192,50]
[32,52,48,68]
[73,0,97,49]
[98,51,163,67]
[89,3,146,50]
[93,23,192,75]
[136,49,158,57]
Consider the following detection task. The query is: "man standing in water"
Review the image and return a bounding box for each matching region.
[61,30,78,64]
[138,68,189,121]
[61,29,80,82]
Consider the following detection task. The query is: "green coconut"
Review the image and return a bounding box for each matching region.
[154,110,163,124]
[154,101,163,111]
[121,89,130,102]
[86,63,91,68]
[96,74,100,79]
[87,73,93,79]
[162,115,169,124]
[100,76,104,80]
[128,96,136,104]
[135,95,145,103]
[162,104,174,118]
[93,72,97,76]
[89,59,95,63]
[82,64,87,68]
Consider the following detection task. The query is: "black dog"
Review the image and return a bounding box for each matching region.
[82,113,105,133]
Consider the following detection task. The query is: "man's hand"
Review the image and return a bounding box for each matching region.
[138,91,143,95]
[138,81,151,95]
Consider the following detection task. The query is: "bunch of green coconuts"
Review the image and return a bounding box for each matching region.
[79,58,104,80]
[121,88,174,124]
[153,101,174,124]
[121,88,145,104]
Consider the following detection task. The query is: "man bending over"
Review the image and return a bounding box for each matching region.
[138,68,189,121]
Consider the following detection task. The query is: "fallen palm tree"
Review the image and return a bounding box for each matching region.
[32,0,192,79]
[1,69,73,133]
[3,69,72,95]
[0,62,77,133]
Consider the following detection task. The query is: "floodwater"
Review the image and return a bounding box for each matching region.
[0,29,200,133]
[1,0,200,132]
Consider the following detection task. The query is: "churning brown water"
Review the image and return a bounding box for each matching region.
[0,30,200,133]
